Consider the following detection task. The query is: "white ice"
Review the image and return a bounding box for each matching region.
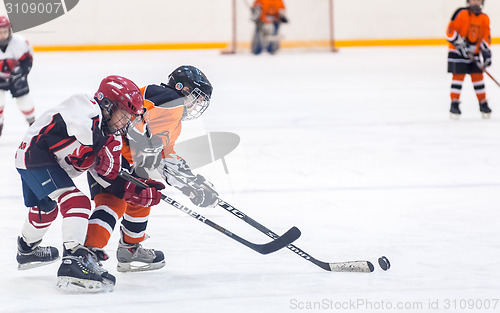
[1,46,500,313]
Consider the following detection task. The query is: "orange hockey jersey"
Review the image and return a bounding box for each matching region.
[447,7,490,53]
[122,84,184,165]
[252,0,285,23]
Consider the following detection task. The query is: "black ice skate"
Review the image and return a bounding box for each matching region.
[450,101,461,119]
[17,236,59,270]
[116,239,165,272]
[479,101,492,119]
[57,244,115,293]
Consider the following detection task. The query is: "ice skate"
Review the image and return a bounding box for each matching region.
[116,238,165,272]
[450,101,461,119]
[479,101,492,119]
[56,243,115,293]
[17,236,59,270]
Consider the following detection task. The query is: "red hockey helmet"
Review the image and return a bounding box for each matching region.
[95,75,144,116]
[0,16,12,46]
[95,75,145,135]
[0,16,11,28]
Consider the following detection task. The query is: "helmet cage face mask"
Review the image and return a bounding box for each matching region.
[182,87,211,121]
[100,98,148,136]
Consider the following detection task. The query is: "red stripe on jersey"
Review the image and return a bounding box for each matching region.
[49,137,76,152]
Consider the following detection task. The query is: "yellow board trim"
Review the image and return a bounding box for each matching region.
[33,38,500,52]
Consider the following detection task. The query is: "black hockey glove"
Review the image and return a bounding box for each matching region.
[481,43,492,68]
[178,174,219,208]
[9,66,25,84]
[279,13,288,23]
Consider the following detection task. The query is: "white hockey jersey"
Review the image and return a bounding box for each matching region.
[0,34,33,80]
[15,94,111,178]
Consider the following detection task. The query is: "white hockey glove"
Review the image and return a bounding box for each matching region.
[180,174,219,208]
[450,36,470,59]
[134,137,163,179]
[127,126,164,179]
[161,159,219,208]
[250,6,261,22]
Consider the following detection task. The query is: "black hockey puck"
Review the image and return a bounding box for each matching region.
[378,256,390,271]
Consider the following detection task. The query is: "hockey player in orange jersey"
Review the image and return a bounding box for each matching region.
[446,0,492,118]
[251,0,288,55]
[85,65,217,272]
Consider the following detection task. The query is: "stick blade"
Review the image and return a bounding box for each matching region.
[256,226,301,255]
[328,261,374,273]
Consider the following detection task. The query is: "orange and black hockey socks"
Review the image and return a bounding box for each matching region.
[86,193,127,249]
[450,73,465,101]
[471,73,486,103]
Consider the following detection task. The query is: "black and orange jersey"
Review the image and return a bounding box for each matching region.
[122,84,184,165]
[446,7,490,53]
[252,0,285,23]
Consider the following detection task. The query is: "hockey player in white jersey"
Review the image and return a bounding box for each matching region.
[0,16,36,136]
[14,75,162,292]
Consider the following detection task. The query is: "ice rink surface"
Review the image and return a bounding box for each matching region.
[1,46,499,312]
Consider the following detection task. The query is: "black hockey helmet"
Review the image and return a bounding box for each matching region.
[166,65,213,120]
[466,0,484,14]
[466,0,484,4]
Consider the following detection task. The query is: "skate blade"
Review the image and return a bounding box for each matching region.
[117,260,166,272]
[18,257,60,270]
[450,113,460,120]
[482,113,491,119]
[56,276,114,293]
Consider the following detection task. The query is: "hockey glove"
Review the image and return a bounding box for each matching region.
[124,178,165,207]
[65,145,96,172]
[451,36,470,59]
[279,10,288,23]
[481,43,492,68]
[134,136,163,171]
[95,135,122,180]
[250,6,261,22]
[179,174,219,208]
[9,66,25,84]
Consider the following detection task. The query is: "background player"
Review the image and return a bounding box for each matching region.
[15,75,161,292]
[85,65,218,272]
[446,0,492,119]
[250,0,288,55]
[0,16,36,135]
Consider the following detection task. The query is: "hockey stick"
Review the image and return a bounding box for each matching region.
[163,166,374,272]
[483,68,500,87]
[119,171,301,255]
[472,56,500,87]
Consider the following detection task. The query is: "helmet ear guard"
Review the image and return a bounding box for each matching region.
[166,65,213,121]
